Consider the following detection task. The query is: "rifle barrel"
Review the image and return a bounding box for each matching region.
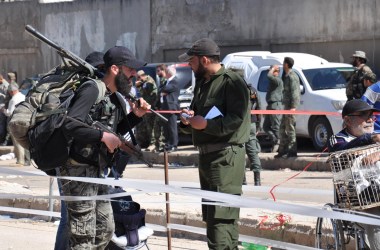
[25,25,95,76]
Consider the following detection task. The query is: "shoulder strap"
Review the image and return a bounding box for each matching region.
[87,78,107,104]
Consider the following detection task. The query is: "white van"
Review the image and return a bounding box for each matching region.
[222,52,354,151]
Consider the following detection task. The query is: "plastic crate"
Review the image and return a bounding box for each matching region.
[328,144,380,210]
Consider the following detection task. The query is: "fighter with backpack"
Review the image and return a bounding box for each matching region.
[8,26,155,173]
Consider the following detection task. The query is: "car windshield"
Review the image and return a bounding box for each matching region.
[303,67,354,90]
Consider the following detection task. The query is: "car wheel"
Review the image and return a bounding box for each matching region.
[311,117,333,151]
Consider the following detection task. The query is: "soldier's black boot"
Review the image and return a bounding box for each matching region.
[254,172,261,186]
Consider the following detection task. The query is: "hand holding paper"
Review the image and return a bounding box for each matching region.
[204,106,224,119]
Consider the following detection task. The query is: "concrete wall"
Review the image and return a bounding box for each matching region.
[152,0,380,75]
[0,0,380,81]
[0,0,151,81]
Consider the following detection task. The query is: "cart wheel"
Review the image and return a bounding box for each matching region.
[315,203,346,250]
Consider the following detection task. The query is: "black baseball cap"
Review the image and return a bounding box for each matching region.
[342,99,379,117]
[178,38,220,62]
[103,46,146,68]
[85,51,105,67]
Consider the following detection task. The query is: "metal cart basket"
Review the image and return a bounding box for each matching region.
[328,144,380,210]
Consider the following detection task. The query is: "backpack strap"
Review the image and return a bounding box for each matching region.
[83,77,107,103]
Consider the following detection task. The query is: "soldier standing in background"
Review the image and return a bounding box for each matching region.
[275,57,300,159]
[245,85,262,185]
[135,70,158,148]
[346,51,373,101]
[263,65,283,153]
[147,64,167,152]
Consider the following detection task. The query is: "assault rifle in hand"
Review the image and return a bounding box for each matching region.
[92,121,154,168]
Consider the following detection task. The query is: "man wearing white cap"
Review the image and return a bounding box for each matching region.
[346,50,373,100]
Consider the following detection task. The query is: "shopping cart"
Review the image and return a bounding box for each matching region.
[315,144,380,249]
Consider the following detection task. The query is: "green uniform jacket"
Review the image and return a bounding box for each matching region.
[266,72,283,103]
[282,70,300,109]
[189,66,250,146]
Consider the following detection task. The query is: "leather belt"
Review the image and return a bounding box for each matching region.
[198,143,232,155]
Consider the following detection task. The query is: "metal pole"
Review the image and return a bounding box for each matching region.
[48,177,54,222]
[164,151,172,250]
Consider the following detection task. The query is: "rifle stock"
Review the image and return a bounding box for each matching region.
[25,25,95,77]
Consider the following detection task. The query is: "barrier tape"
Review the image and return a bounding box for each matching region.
[16,174,378,225]
[149,109,341,116]
[0,167,379,226]
[0,206,60,218]
[1,175,379,249]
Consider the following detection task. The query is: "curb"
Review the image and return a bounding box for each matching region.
[0,146,14,156]
[142,150,330,171]
[0,197,317,247]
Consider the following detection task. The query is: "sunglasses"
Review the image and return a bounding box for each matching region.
[347,113,377,121]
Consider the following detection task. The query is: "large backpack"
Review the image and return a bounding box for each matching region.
[8,64,105,172]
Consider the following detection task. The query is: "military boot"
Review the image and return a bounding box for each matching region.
[254,172,261,186]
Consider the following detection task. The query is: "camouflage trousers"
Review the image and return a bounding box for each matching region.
[59,159,114,250]
[150,115,166,150]
[135,113,156,148]
[263,102,282,145]
[278,114,297,155]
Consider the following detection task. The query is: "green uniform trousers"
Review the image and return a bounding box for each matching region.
[245,123,261,172]
[263,102,282,145]
[198,144,245,250]
[278,114,297,155]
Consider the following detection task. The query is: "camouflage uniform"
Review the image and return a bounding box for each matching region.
[150,78,166,151]
[182,66,250,249]
[135,75,157,148]
[59,79,143,249]
[346,64,372,100]
[278,70,300,156]
[263,71,283,147]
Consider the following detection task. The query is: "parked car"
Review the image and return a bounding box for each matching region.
[222,52,355,151]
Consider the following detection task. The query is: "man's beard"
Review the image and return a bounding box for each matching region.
[194,62,207,79]
[115,70,132,97]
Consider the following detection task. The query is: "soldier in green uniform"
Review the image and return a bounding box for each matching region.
[179,38,250,250]
[135,70,158,148]
[346,51,373,101]
[246,85,262,185]
[275,57,300,158]
[263,65,283,153]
